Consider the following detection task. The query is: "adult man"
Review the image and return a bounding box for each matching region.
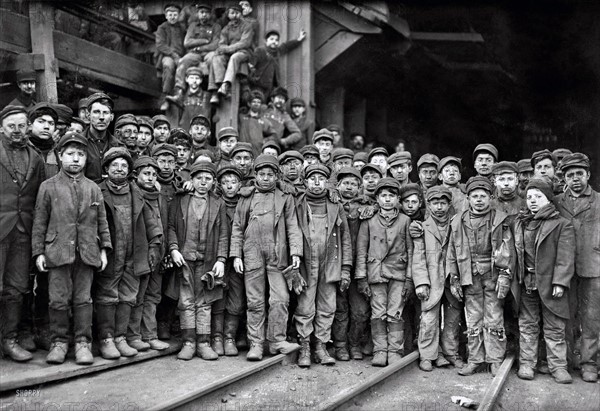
[473,143,498,180]
[9,70,37,109]
[555,153,600,383]
[0,106,45,361]
[238,90,277,156]
[114,114,140,160]
[289,98,314,151]
[155,4,186,110]
[350,133,366,153]
[262,87,301,151]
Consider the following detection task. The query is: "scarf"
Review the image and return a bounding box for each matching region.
[106,179,130,194]
[517,202,559,225]
[497,189,517,202]
[430,212,449,227]
[256,181,276,193]
[469,205,491,217]
[2,134,27,149]
[138,185,159,201]
[222,195,239,209]
[157,170,175,185]
[29,134,54,153]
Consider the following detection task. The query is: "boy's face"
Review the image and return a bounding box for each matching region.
[232,151,253,175]
[370,154,387,171]
[440,164,461,185]
[534,158,555,179]
[249,98,262,112]
[468,189,491,212]
[494,172,518,196]
[428,198,450,218]
[1,113,29,145]
[228,8,241,21]
[255,167,277,188]
[353,160,365,170]
[265,34,279,49]
[155,154,176,175]
[334,158,352,172]
[78,108,89,121]
[518,171,533,188]
[117,125,138,148]
[59,144,87,175]
[418,165,438,188]
[389,162,411,182]
[192,171,214,194]
[351,135,365,150]
[240,1,252,16]
[197,8,210,23]
[262,147,278,157]
[176,144,191,165]
[337,176,361,199]
[30,114,55,140]
[291,105,305,117]
[165,10,179,24]
[362,171,380,192]
[154,124,170,143]
[377,189,399,211]
[220,174,241,198]
[315,139,332,157]
[18,80,36,96]
[306,172,327,195]
[331,131,341,145]
[526,188,550,213]
[69,122,84,134]
[304,155,318,167]
[402,194,421,217]
[137,126,153,148]
[186,74,202,90]
[89,102,114,132]
[190,124,210,144]
[564,167,590,194]
[136,165,158,190]
[474,153,495,176]
[271,95,286,109]
[107,157,129,181]
[281,159,302,180]
[220,137,237,154]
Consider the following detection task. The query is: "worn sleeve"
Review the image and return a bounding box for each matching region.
[279,114,302,148]
[224,21,254,53]
[31,182,50,258]
[216,202,229,260]
[553,220,576,288]
[354,220,370,280]
[446,225,459,280]
[404,218,414,280]
[411,237,430,287]
[167,197,180,252]
[229,198,247,259]
[96,188,112,250]
[339,204,353,268]
[279,39,302,54]
[283,194,303,257]
[183,23,208,49]
[142,201,163,246]
[155,24,176,56]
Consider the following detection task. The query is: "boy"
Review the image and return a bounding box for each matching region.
[312,129,334,169]
[168,161,229,360]
[156,3,186,110]
[238,90,277,156]
[353,152,368,170]
[360,164,383,199]
[517,159,533,198]
[278,151,305,195]
[169,128,193,179]
[417,154,440,197]
[438,156,468,216]
[153,115,171,145]
[230,142,256,186]
[262,140,280,157]
[368,147,388,174]
[32,132,111,364]
[188,114,214,160]
[136,116,154,156]
[387,151,412,187]
[473,144,498,180]
[300,145,320,168]
[215,127,238,167]
[355,178,414,367]
[492,161,527,217]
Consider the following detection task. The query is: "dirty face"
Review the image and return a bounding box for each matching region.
[192,171,214,194]
[377,188,399,211]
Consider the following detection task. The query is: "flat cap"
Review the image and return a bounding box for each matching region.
[16,69,36,83]
[279,150,304,164]
[473,143,498,161]
[86,92,114,110]
[136,116,153,129]
[249,90,265,103]
[526,177,554,201]
[289,97,305,107]
[0,105,27,121]
[151,143,177,158]
[353,152,368,163]
[299,144,320,157]
[336,166,362,182]
[531,149,555,167]
[70,117,86,128]
[185,66,203,77]
[400,183,421,200]
[152,114,170,128]
[327,124,341,132]
[115,114,138,129]
[164,3,182,11]
[552,148,572,160]
[169,128,192,147]
[230,142,254,158]
[417,153,440,169]
[360,163,384,177]
[271,86,288,100]
[262,140,281,154]
[426,185,452,202]
[57,131,88,150]
[438,156,462,172]
[28,102,58,123]
[227,3,242,12]
[491,161,519,175]
[51,104,73,124]
[560,152,590,171]
[190,114,210,128]
[368,147,389,161]
[265,29,280,39]
[78,97,89,110]
[190,160,216,177]
[217,127,238,141]
[102,146,133,171]
[332,148,354,162]
[196,3,212,11]
[217,164,242,181]
[133,155,159,171]
[254,153,279,171]
[305,163,331,179]
[194,149,215,163]
[466,176,493,194]
[313,129,334,144]
[517,159,533,173]
[374,177,400,195]
[388,151,412,167]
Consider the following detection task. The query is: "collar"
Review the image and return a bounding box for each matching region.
[59,169,84,182]
[566,185,592,198]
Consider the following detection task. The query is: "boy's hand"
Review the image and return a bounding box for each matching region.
[100,249,108,272]
[298,29,307,41]
[409,221,424,238]
[36,255,48,272]
[552,285,565,298]
[234,257,244,274]
[183,181,194,192]
[450,275,463,302]
[212,261,225,278]
[357,278,371,298]
[171,250,185,267]
[416,284,430,300]
[148,245,161,270]
[292,255,301,269]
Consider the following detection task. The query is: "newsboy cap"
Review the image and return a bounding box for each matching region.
[517,159,533,173]
[230,142,254,158]
[374,177,400,195]
[426,185,452,202]
[465,176,493,194]
[560,153,590,171]
[438,156,462,172]
[336,166,362,183]
[217,164,242,181]
[16,69,36,83]
[332,148,354,162]
[86,92,114,110]
[400,183,421,200]
[217,126,238,141]
[417,153,440,169]
[278,151,304,165]
[368,147,389,162]
[190,160,216,177]
[526,177,554,201]
[473,143,498,161]
[57,131,88,151]
[28,102,58,123]
[299,144,320,158]
[0,105,27,122]
[115,114,138,130]
[305,163,331,179]
[312,129,334,144]
[491,161,519,175]
[360,163,383,177]
[151,143,177,158]
[531,149,556,168]
[133,155,160,171]
[387,151,412,167]
[254,153,279,172]
[102,147,133,171]
[51,104,73,124]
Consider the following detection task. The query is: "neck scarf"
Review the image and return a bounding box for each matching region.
[256,181,276,193]
[157,170,175,185]
[29,134,54,152]
[106,179,130,194]
[430,212,449,227]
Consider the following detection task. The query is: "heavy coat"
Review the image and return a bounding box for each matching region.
[556,186,600,278]
[262,105,302,149]
[295,194,353,283]
[168,192,229,269]
[513,212,575,319]
[83,128,122,183]
[99,182,162,277]
[0,139,45,242]
[412,217,451,311]
[230,187,303,270]
[154,21,186,67]
[248,41,301,95]
[355,212,414,284]
[31,171,112,268]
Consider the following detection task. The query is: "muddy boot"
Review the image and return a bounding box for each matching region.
[581,365,598,383]
[298,338,311,368]
[2,338,33,362]
[362,326,374,356]
[96,304,120,359]
[1,300,33,362]
[197,334,218,360]
[435,353,451,367]
[371,318,387,367]
[46,307,70,363]
[75,340,94,365]
[115,336,138,357]
[518,365,535,380]
[114,303,137,357]
[313,341,336,365]
[553,368,573,384]
[128,339,151,351]
[334,342,350,361]
[349,345,364,360]
[177,329,196,361]
[458,362,481,376]
[223,313,239,356]
[46,341,68,364]
[18,330,36,352]
[247,342,263,361]
[147,339,170,351]
[447,355,465,369]
[269,340,300,355]
[387,321,404,364]
[211,311,225,356]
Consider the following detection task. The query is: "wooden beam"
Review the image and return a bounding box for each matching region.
[411,32,485,42]
[315,31,362,72]
[3,53,45,71]
[312,2,382,34]
[29,1,58,103]
[0,9,30,52]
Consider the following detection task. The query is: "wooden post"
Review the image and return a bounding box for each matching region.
[29,1,58,103]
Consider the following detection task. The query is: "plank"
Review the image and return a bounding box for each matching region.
[477,354,516,411]
[412,32,485,42]
[29,2,58,103]
[313,2,382,34]
[315,31,362,72]
[0,8,30,51]
[3,53,45,71]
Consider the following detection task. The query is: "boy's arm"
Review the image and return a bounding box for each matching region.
[283,194,303,258]
[195,23,222,53]
[229,198,245,259]
[96,190,112,250]
[278,39,302,54]
[142,201,163,245]
[411,236,430,287]
[405,218,414,281]
[184,23,209,49]
[222,21,254,54]
[445,225,459,280]
[354,220,369,280]
[31,183,50,258]
[339,205,353,268]
[552,220,575,288]
[216,202,229,261]
[279,115,302,149]
[167,198,180,252]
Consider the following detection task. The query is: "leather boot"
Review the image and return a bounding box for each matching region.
[334,342,350,361]
[246,342,263,361]
[114,303,137,356]
[46,341,68,364]
[73,305,93,347]
[18,330,36,352]
[387,321,404,364]
[1,300,32,362]
[314,341,336,365]
[147,339,170,351]
[224,313,239,356]
[177,329,196,360]
[115,336,138,357]
[128,339,151,351]
[269,340,300,355]
[2,338,33,362]
[349,345,364,360]
[458,362,481,376]
[165,88,184,108]
[197,334,218,360]
[371,318,388,367]
[211,311,225,356]
[75,340,94,365]
[298,338,311,368]
[99,338,120,359]
[96,303,120,359]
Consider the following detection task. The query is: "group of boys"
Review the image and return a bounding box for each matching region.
[0,92,598,387]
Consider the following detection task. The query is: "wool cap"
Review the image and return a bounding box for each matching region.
[102,147,133,171]
[218,126,238,141]
[137,116,153,130]
[526,177,554,201]
[336,166,362,183]
[289,97,306,107]
[299,144,320,158]
[133,155,160,171]
[78,97,89,110]
[400,183,421,200]
[305,163,331,179]
[265,29,280,39]
[57,131,88,150]
[185,66,203,77]
[271,87,288,100]
[426,185,452,202]
[190,114,210,128]
[517,159,533,173]
[169,128,192,147]
[327,124,342,133]
[16,69,36,83]
[51,104,73,124]
[230,142,254,158]
[279,150,304,165]
[152,114,170,129]
[196,4,212,11]
[491,161,519,175]
[466,176,493,194]
[374,177,400,195]
[332,148,354,162]
[262,140,281,154]
[560,152,590,171]
[70,117,86,128]
[227,3,242,12]
[531,149,556,167]
[115,114,138,129]
[360,163,383,177]
[438,156,462,172]
[417,153,440,169]
[254,153,279,172]
[164,3,182,12]
[151,143,177,158]
[552,148,572,161]
[368,147,389,161]
[194,149,215,163]
[353,152,368,163]
[249,90,265,103]
[473,143,498,161]
[28,102,58,123]
[312,129,334,144]
[388,151,412,167]
[190,160,216,177]
[0,105,27,122]
[86,92,114,110]
[217,164,242,181]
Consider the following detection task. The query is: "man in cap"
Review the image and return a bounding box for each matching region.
[278,150,305,196]
[491,161,527,217]
[207,3,255,105]
[0,106,46,361]
[173,67,211,129]
[77,97,89,125]
[230,154,303,360]
[517,159,534,198]
[153,115,172,145]
[446,176,516,377]
[32,132,111,364]
[368,147,389,174]
[387,151,413,188]
[50,104,74,141]
[155,4,186,110]
[412,186,459,371]
[168,161,228,360]
[215,126,238,168]
[330,148,354,183]
[417,154,440,198]
[313,129,335,169]
[263,87,302,150]
[114,114,140,161]
[350,133,366,153]
[239,90,277,156]
[553,148,572,193]
[230,142,256,186]
[293,164,352,367]
[290,98,314,150]
[9,70,37,109]
[555,153,600,383]
[438,156,468,216]
[136,116,154,156]
[188,114,214,160]
[473,143,498,181]
[84,93,121,183]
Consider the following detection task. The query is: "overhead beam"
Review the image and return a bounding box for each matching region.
[315,31,362,72]
[29,1,58,103]
[312,2,382,34]
[411,32,485,42]
[3,53,45,71]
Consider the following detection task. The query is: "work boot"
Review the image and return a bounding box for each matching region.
[99,338,120,359]
[582,365,598,383]
[552,368,573,384]
[211,337,224,356]
[18,330,37,352]
[197,341,219,360]
[2,338,33,362]
[362,338,374,356]
[420,360,433,372]
[177,341,195,360]
[128,339,151,352]
[313,341,335,365]
[211,311,225,356]
[75,341,94,365]
[224,338,238,356]
[435,353,450,367]
[157,322,171,340]
[537,362,550,374]
[371,318,388,367]
[490,362,502,377]
[165,88,184,108]
[46,341,68,364]
[372,351,388,367]
[35,326,52,351]
[334,344,350,361]
[114,336,138,357]
[269,340,300,355]
[223,313,239,356]
[147,339,170,351]
[387,321,404,365]
[458,362,481,376]
[349,345,364,360]
[247,342,263,361]
[298,338,311,368]
[517,365,535,380]
[447,355,465,369]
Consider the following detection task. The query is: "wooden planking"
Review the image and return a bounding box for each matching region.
[317,86,345,132]
[478,354,516,411]
[0,8,31,51]
[411,31,485,42]
[313,2,382,35]
[314,30,362,72]
[3,53,45,71]
[29,2,58,103]
[215,74,242,132]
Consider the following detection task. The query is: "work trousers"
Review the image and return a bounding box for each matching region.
[94,260,139,306]
[295,271,336,343]
[370,280,407,323]
[441,286,465,359]
[161,56,176,94]
[348,281,371,347]
[174,52,212,90]
[208,51,250,90]
[178,260,222,334]
[0,227,31,301]
[126,273,150,342]
[578,276,600,370]
[140,265,163,340]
